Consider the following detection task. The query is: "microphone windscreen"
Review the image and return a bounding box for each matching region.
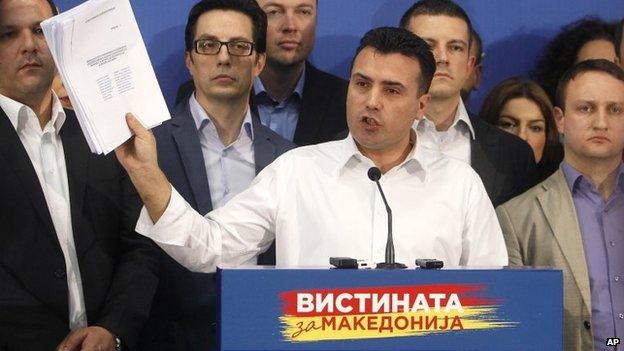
[367,167,382,182]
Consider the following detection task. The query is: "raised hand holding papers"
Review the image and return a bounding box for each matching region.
[42,0,170,154]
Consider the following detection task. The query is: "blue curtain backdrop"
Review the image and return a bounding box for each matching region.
[55,0,624,111]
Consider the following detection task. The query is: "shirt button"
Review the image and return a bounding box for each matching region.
[619,313,624,320]
[615,276,620,282]
[611,241,617,247]
[54,269,66,279]
[583,320,591,330]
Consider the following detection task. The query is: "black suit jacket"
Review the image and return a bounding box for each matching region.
[176,61,348,146]
[469,114,537,207]
[139,99,294,351]
[0,108,158,350]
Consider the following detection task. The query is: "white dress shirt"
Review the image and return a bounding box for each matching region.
[189,94,255,209]
[0,93,87,329]
[416,98,475,165]
[136,132,507,272]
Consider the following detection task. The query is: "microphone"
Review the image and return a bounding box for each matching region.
[367,167,406,269]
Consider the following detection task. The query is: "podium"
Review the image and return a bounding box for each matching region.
[218,267,562,351]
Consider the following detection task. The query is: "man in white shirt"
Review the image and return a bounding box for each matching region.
[115,27,508,273]
[0,1,158,350]
[140,1,293,350]
[400,0,537,207]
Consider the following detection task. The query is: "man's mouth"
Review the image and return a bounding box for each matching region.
[212,74,235,81]
[434,72,452,79]
[361,116,381,129]
[278,40,300,50]
[20,62,42,70]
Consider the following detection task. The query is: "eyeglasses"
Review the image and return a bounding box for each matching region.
[194,39,255,56]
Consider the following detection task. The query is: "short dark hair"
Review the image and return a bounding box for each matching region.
[471,27,483,65]
[533,17,616,103]
[616,18,623,58]
[184,0,267,54]
[398,0,472,44]
[555,59,624,109]
[352,27,436,95]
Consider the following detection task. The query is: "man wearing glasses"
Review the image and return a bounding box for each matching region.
[139,1,293,350]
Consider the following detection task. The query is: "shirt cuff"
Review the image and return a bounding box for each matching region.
[135,187,191,246]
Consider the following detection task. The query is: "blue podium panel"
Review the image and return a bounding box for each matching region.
[218,267,563,351]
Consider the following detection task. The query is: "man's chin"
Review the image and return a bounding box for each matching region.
[267,53,306,69]
[429,84,460,100]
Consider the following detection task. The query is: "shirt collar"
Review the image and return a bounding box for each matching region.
[253,65,306,101]
[336,129,427,181]
[417,98,475,139]
[188,93,254,141]
[0,91,66,135]
[561,161,624,194]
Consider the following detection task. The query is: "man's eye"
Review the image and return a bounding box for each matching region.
[450,45,464,52]
[577,105,592,113]
[609,105,623,114]
[297,9,313,16]
[265,9,282,16]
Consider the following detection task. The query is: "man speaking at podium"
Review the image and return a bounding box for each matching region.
[116,27,508,271]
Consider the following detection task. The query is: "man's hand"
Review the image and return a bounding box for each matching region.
[56,326,116,351]
[115,113,159,175]
[115,113,171,223]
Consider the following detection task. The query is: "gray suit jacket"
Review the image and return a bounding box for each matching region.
[496,169,593,351]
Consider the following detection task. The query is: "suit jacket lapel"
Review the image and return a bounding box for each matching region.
[293,62,323,145]
[60,111,93,256]
[470,124,499,201]
[0,108,58,242]
[171,102,213,215]
[537,170,591,312]
[252,117,277,174]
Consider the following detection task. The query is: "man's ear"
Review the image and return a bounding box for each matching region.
[554,106,565,135]
[254,52,266,77]
[185,51,194,72]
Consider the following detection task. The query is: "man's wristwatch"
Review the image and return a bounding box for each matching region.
[114,336,122,351]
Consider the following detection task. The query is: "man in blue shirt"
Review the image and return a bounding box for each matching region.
[252,0,348,145]
[139,1,294,350]
[497,59,624,351]
[176,0,348,146]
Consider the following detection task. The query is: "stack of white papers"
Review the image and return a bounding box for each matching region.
[42,0,170,154]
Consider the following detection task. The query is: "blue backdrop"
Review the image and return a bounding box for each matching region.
[56,0,624,111]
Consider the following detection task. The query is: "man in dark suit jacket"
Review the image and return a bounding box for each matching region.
[139,1,294,350]
[401,0,536,206]
[0,1,158,350]
[176,0,348,147]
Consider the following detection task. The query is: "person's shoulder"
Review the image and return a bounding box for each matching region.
[253,121,297,152]
[422,146,479,180]
[472,116,532,153]
[152,102,191,136]
[305,61,348,89]
[498,171,560,211]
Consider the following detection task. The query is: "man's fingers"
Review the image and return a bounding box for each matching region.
[126,113,149,137]
[61,328,89,351]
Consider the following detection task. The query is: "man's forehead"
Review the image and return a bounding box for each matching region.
[408,14,469,41]
[0,0,53,25]
[353,49,421,83]
[258,0,316,7]
[195,10,253,39]
[566,71,624,101]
